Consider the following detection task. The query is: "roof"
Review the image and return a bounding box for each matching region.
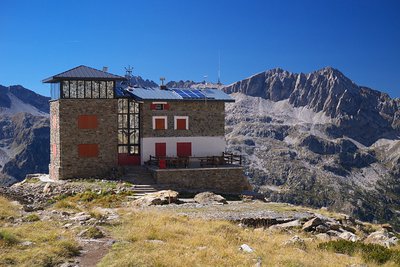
[119,87,235,102]
[42,65,126,83]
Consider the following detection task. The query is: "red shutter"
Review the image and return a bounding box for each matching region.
[164,103,170,110]
[150,104,156,110]
[176,119,187,130]
[78,115,98,129]
[78,144,99,157]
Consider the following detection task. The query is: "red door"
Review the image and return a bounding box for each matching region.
[155,143,166,157]
[177,142,192,157]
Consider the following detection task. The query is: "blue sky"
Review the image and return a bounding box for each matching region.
[1,0,399,97]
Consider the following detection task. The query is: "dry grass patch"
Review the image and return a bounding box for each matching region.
[0,219,79,266]
[0,197,19,222]
[99,211,374,267]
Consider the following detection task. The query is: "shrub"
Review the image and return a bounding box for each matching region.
[0,230,19,246]
[318,240,400,265]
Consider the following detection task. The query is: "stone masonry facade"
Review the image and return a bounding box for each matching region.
[140,101,225,138]
[152,167,251,194]
[50,99,118,180]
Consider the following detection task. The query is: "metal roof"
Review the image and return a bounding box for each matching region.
[42,65,126,83]
[121,87,234,102]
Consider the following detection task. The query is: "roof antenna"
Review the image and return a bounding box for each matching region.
[203,75,208,85]
[217,50,221,85]
[124,65,134,87]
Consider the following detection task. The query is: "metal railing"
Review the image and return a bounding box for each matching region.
[147,152,242,169]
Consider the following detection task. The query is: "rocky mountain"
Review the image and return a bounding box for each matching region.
[0,85,50,186]
[166,80,224,89]
[223,67,400,229]
[128,76,158,88]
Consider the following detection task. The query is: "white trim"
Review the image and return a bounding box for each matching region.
[152,116,167,130]
[174,116,189,130]
[152,101,167,105]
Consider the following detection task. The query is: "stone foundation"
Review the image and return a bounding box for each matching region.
[150,167,251,194]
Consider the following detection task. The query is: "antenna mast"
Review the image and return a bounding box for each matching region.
[217,50,221,85]
[125,65,134,86]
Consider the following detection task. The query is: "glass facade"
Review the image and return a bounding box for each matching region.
[53,80,115,99]
[50,82,60,100]
[118,99,140,155]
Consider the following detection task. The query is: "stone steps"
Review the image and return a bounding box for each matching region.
[123,166,156,185]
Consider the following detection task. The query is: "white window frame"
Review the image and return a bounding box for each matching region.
[152,116,168,130]
[174,116,189,130]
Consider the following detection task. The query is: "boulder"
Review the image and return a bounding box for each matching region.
[269,219,302,230]
[70,212,91,222]
[132,190,179,206]
[239,244,254,253]
[315,224,329,233]
[194,192,227,205]
[302,217,323,232]
[339,231,359,242]
[364,230,398,248]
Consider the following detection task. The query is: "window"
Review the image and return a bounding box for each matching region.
[118,99,140,156]
[78,144,99,157]
[174,116,189,130]
[150,102,170,110]
[59,80,114,99]
[152,116,167,130]
[78,115,98,129]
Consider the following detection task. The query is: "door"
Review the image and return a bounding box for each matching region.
[155,143,166,157]
[177,142,192,157]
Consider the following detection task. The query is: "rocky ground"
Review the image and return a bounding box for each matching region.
[1,177,400,266]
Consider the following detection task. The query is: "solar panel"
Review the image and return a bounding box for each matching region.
[172,89,206,99]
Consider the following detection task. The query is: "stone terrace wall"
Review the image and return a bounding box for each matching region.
[140,101,225,138]
[56,99,118,179]
[152,167,251,194]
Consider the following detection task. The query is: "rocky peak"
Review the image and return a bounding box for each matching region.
[224,67,400,145]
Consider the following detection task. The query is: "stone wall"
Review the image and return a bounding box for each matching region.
[151,167,251,194]
[140,101,225,138]
[52,99,118,179]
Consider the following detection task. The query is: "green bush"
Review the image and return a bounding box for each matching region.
[0,230,20,246]
[318,240,400,265]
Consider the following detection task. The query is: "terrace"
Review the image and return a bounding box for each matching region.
[146,152,243,169]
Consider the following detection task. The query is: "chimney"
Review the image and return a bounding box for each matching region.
[160,77,167,90]
[102,66,108,72]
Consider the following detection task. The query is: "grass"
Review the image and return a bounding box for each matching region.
[0,221,80,266]
[0,230,20,247]
[64,189,135,208]
[0,197,19,221]
[98,211,370,267]
[0,197,80,266]
[22,214,40,222]
[318,240,400,265]
[81,226,104,239]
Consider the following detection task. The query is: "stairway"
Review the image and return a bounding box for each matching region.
[123,166,156,185]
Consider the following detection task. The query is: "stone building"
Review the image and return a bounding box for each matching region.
[43,65,250,193]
